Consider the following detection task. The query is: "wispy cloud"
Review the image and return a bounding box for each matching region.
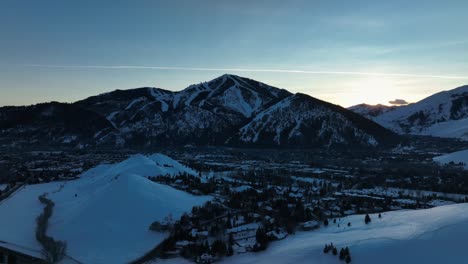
[25,64,468,80]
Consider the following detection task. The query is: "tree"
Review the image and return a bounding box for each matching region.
[339,248,346,260]
[323,244,330,253]
[255,228,269,251]
[332,246,337,255]
[365,214,371,224]
[227,244,234,256]
[345,255,352,263]
[211,240,227,256]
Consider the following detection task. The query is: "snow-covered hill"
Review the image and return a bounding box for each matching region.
[159,203,468,264]
[349,85,468,140]
[434,149,468,169]
[0,153,211,264]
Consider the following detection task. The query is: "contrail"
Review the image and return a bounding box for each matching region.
[25,64,468,80]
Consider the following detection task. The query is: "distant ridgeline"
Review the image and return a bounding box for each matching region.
[0,74,402,149]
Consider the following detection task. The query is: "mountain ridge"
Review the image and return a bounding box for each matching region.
[349,85,468,140]
[0,74,399,149]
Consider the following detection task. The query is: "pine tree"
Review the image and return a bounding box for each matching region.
[255,228,269,250]
[365,214,371,224]
[345,255,352,263]
[227,244,234,256]
[339,248,345,260]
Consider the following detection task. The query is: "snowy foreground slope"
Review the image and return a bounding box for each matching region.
[434,149,468,169]
[0,154,211,264]
[160,203,468,264]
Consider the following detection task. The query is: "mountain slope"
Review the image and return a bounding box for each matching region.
[236,93,399,147]
[75,87,174,130]
[75,74,292,147]
[433,149,468,169]
[349,85,468,140]
[0,75,399,148]
[0,102,115,148]
[348,103,398,119]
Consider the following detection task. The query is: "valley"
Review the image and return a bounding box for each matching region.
[0,75,467,264]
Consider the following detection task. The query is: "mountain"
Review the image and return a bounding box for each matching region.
[0,102,115,148]
[236,93,398,147]
[75,74,292,147]
[0,74,399,149]
[349,85,468,140]
[348,103,398,119]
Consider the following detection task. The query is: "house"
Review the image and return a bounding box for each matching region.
[301,220,320,231]
[0,242,46,264]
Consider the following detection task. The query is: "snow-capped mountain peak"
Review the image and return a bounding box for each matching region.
[0,75,399,148]
[349,85,468,140]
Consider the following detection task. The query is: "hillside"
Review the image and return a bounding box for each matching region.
[158,203,468,264]
[237,93,398,147]
[75,74,292,147]
[348,103,398,119]
[349,85,468,140]
[0,102,115,148]
[434,149,468,170]
[0,153,211,264]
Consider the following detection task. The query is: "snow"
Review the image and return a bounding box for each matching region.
[149,88,170,112]
[155,204,468,264]
[125,97,146,110]
[219,203,468,264]
[0,182,63,254]
[434,149,468,169]
[238,94,378,146]
[61,135,77,144]
[223,84,256,118]
[0,153,211,264]
[106,111,119,128]
[374,85,468,140]
[421,118,468,140]
[231,185,254,193]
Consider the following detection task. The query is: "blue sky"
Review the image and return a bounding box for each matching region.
[1,0,468,107]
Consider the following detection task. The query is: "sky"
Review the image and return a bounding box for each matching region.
[1,0,468,107]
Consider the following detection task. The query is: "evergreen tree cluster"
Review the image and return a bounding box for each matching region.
[36,194,67,263]
[324,243,352,263]
[339,247,352,263]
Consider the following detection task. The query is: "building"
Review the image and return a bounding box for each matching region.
[0,242,46,264]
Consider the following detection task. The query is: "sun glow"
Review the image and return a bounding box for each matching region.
[337,77,400,107]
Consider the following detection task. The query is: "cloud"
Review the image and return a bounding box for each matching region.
[389,99,409,105]
[24,64,468,80]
